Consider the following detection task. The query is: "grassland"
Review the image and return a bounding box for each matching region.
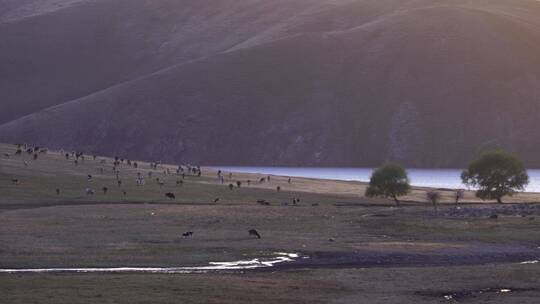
[1,143,539,303]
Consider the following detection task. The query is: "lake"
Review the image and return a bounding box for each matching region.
[212,167,540,193]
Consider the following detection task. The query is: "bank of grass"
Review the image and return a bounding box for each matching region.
[1,143,540,303]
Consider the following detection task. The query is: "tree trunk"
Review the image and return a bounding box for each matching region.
[393,195,400,206]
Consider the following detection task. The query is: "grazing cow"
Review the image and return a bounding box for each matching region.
[65,153,70,159]
[11,179,19,185]
[276,186,281,192]
[103,187,108,194]
[122,191,127,196]
[236,181,242,188]
[165,192,175,199]
[259,177,265,183]
[248,229,261,239]
[228,183,234,190]
[87,175,93,181]
[33,153,38,160]
[182,231,193,238]
[56,188,60,195]
[214,198,220,203]
[288,177,291,184]
[85,188,95,195]
[15,149,22,155]
[117,180,122,187]
[247,180,251,186]
[176,180,183,186]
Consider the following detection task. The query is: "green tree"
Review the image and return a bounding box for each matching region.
[461,150,529,203]
[365,164,411,206]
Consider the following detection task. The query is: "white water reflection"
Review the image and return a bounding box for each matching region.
[0,252,300,274]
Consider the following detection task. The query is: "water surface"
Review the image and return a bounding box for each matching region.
[213,167,540,193]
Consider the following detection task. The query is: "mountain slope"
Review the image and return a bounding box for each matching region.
[1,0,540,167]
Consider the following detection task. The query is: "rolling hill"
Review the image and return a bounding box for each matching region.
[1,0,540,167]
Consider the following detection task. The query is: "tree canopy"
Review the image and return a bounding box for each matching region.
[365,163,411,206]
[461,150,529,203]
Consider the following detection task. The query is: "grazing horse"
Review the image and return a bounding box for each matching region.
[248,229,261,239]
[182,231,194,238]
[165,192,176,199]
[257,200,270,206]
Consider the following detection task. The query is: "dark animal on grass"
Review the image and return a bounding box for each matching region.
[122,191,127,196]
[117,180,122,187]
[56,188,60,195]
[65,153,69,159]
[4,153,10,158]
[33,153,38,160]
[259,177,266,183]
[248,229,261,239]
[229,183,234,190]
[257,200,270,206]
[85,188,95,195]
[176,180,183,186]
[11,179,19,185]
[277,186,281,192]
[87,175,93,181]
[165,192,176,199]
[236,181,242,188]
[15,149,22,155]
[214,198,220,203]
[182,231,193,238]
[103,187,108,194]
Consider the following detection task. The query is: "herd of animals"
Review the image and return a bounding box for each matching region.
[4,144,304,240]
